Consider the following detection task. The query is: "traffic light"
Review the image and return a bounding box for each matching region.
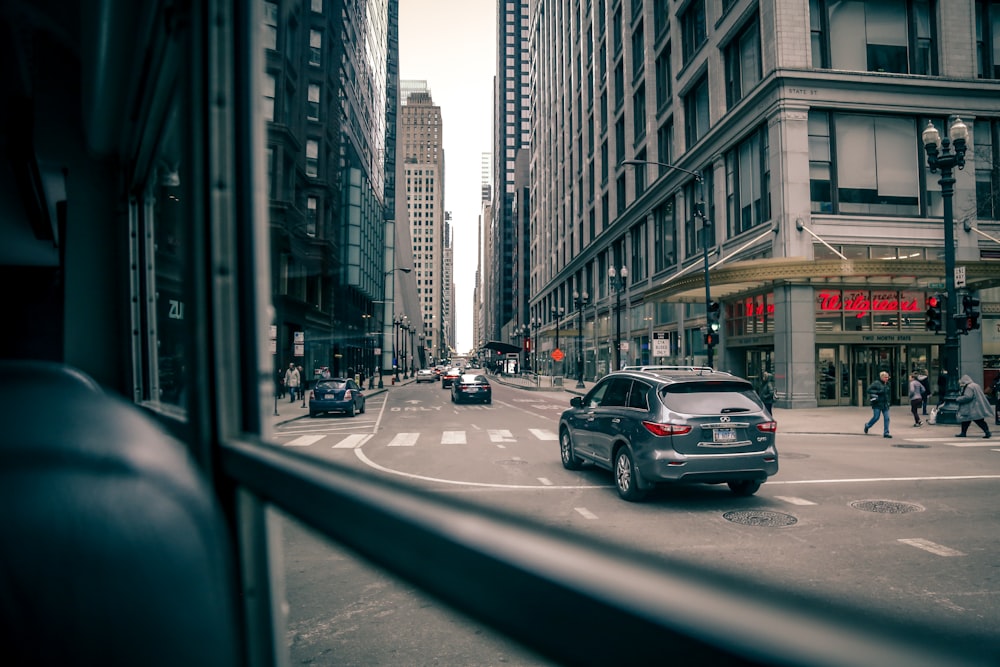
[963,294,981,331]
[704,331,718,347]
[925,295,942,333]
[707,300,721,334]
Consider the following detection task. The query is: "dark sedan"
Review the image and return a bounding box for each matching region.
[309,377,366,417]
[451,373,492,404]
[441,367,462,388]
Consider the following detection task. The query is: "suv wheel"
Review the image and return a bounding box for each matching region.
[614,448,646,502]
[727,480,761,496]
[559,428,583,470]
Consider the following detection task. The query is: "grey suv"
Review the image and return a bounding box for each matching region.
[558,366,778,501]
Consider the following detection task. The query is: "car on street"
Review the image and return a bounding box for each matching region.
[309,377,366,417]
[451,373,492,404]
[441,367,462,388]
[415,368,436,383]
[558,366,777,501]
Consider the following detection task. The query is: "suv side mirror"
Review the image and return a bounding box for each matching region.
[570,396,583,407]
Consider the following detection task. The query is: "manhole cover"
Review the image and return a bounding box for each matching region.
[722,510,797,527]
[892,444,930,449]
[497,459,528,465]
[850,499,924,514]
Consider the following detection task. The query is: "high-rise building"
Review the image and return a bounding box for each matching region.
[527,0,1000,408]
[489,0,532,343]
[264,0,406,380]
[401,85,448,361]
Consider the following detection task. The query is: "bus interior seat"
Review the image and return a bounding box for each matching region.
[0,360,241,666]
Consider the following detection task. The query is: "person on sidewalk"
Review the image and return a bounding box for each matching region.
[284,362,300,403]
[917,370,930,416]
[954,374,992,439]
[991,374,1000,426]
[864,371,892,439]
[757,372,775,416]
[907,373,924,427]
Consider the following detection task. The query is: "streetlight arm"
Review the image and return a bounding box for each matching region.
[621,159,703,182]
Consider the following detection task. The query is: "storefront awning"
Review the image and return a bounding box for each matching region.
[482,340,522,354]
[645,257,1000,303]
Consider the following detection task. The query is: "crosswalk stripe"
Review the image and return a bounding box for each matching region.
[775,495,816,506]
[285,435,325,447]
[488,429,515,442]
[897,538,965,557]
[442,431,466,444]
[333,434,372,449]
[388,432,420,447]
[529,428,558,440]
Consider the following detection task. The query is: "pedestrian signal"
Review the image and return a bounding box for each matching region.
[925,295,942,333]
[962,294,981,332]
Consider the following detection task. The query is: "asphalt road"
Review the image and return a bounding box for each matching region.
[276,379,1000,666]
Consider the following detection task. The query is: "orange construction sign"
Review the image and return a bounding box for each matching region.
[551,348,564,361]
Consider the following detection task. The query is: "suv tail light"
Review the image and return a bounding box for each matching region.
[756,421,777,433]
[642,421,692,437]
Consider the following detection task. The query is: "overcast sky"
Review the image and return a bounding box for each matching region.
[398,0,496,354]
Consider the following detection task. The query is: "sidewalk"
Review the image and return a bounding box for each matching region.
[267,375,415,429]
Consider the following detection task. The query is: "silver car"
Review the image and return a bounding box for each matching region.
[558,367,778,501]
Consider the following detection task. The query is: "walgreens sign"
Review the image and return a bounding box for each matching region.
[817,291,921,315]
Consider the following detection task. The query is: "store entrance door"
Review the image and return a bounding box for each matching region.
[852,346,901,406]
[816,346,850,406]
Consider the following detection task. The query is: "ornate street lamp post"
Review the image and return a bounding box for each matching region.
[550,305,565,376]
[922,117,968,424]
[573,290,590,388]
[393,315,401,382]
[621,159,715,367]
[609,266,628,370]
[530,317,540,373]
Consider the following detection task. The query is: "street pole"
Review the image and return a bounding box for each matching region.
[551,306,564,376]
[923,117,968,424]
[701,207,714,369]
[574,291,589,388]
[609,266,628,370]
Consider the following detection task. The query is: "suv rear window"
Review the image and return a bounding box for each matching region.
[315,380,348,391]
[660,381,762,413]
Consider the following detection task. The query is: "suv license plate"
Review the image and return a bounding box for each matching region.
[713,428,736,443]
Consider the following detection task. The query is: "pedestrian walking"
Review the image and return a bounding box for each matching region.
[757,372,775,416]
[954,374,992,438]
[864,371,893,439]
[991,375,1000,426]
[297,365,305,400]
[284,362,300,403]
[907,373,925,427]
[916,370,930,416]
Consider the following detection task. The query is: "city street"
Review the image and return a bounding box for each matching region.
[276,378,1000,666]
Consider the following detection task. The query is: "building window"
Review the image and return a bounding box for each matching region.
[305,139,319,178]
[262,2,278,50]
[657,117,674,165]
[307,84,320,121]
[632,84,646,144]
[655,43,672,112]
[306,196,318,237]
[653,197,676,272]
[680,0,706,65]
[809,111,920,216]
[725,125,771,236]
[634,148,647,198]
[723,16,761,109]
[630,221,647,281]
[631,20,645,80]
[813,0,937,75]
[615,115,626,163]
[263,74,276,121]
[309,29,322,66]
[977,0,1000,79]
[654,0,669,39]
[683,74,709,149]
[974,119,999,220]
[614,60,625,110]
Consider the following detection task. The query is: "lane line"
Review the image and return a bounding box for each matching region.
[538,478,553,486]
[284,434,324,447]
[769,474,1000,484]
[488,429,515,442]
[897,538,966,557]
[388,432,420,447]
[530,428,558,440]
[332,434,371,449]
[574,507,599,520]
[774,495,816,506]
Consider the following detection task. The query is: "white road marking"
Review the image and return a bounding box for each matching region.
[769,474,1000,484]
[488,429,515,442]
[388,432,420,447]
[284,434,325,447]
[530,428,558,440]
[574,507,599,520]
[442,431,466,444]
[538,478,553,485]
[774,495,816,506]
[332,434,371,449]
[897,538,966,557]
